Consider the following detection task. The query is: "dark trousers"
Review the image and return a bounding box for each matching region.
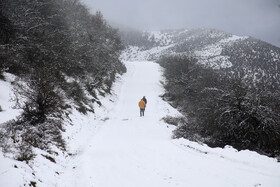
[140,108,145,116]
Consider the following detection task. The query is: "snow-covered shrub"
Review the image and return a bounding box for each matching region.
[13,67,64,125]
[162,116,204,142]
[161,116,186,126]
[0,118,65,162]
[15,143,35,163]
[159,54,280,157]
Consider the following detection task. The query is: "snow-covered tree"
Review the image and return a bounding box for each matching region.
[0,0,126,160]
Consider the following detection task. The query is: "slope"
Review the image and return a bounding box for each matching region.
[56,61,280,187]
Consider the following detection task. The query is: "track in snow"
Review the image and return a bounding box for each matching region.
[57,61,280,187]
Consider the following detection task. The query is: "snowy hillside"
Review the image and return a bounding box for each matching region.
[1,61,280,187]
[121,28,280,70]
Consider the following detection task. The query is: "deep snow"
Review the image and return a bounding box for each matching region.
[1,61,280,187]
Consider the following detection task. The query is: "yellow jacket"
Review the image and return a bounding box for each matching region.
[138,99,146,109]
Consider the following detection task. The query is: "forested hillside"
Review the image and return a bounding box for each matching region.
[121,29,280,157]
[0,0,125,161]
[119,28,160,49]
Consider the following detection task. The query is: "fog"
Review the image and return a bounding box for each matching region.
[82,0,280,47]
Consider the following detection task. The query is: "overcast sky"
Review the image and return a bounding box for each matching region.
[82,0,280,47]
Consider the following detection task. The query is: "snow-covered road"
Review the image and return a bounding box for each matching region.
[57,61,280,187]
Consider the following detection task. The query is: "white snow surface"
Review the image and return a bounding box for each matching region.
[0,73,21,124]
[194,35,248,69]
[1,61,280,187]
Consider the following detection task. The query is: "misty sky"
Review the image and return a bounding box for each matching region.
[82,0,280,47]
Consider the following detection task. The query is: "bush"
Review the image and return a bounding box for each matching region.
[161,116,186,126]
[15,143,35,163]
[0,118,65,162]
[13,67,64,124]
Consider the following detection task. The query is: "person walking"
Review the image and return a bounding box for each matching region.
[138,98,146,117]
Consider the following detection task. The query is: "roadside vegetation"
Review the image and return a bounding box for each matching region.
[158,53,280,157]
[0,0,125,161]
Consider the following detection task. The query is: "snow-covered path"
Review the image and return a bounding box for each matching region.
[57,61,280,187]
